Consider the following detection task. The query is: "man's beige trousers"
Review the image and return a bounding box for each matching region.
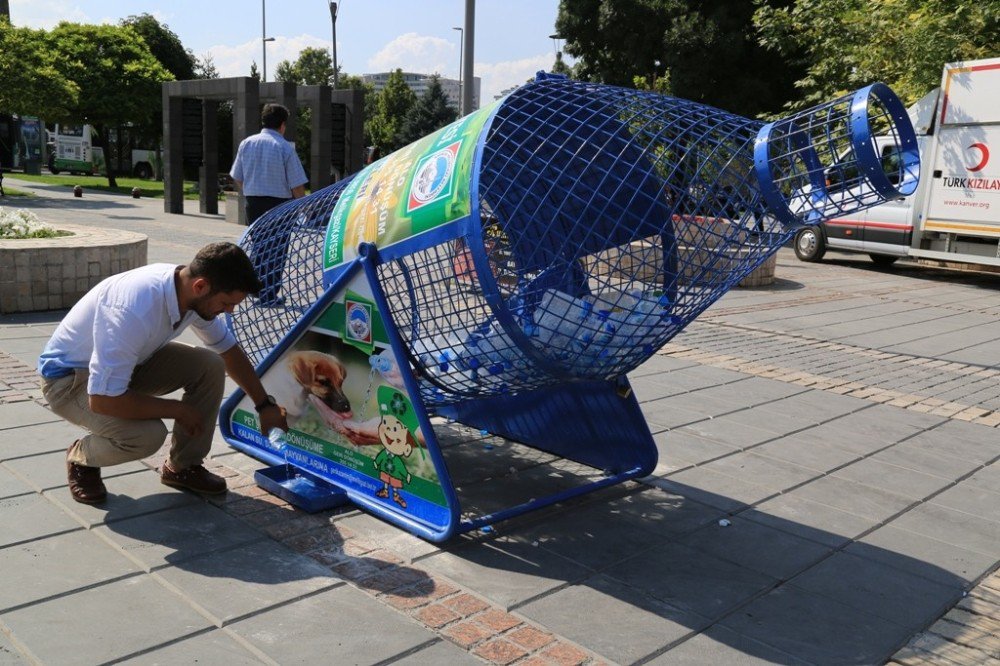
[42,342,226,469]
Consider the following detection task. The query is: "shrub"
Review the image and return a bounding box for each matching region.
[0,208,68,239]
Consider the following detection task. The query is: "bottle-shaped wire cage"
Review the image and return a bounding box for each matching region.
[223,74,918,539]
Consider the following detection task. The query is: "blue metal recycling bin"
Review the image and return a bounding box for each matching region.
[219,73,919,541]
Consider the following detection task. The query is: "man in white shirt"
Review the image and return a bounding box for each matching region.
[38,242,288,504]
[230,103,308,306]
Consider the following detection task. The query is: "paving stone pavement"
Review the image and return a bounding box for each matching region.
[1,179,998,665]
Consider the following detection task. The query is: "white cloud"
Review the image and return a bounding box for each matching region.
[205,34,331,80]
[365,33,565,102]
[367,32,455,78]
[476,53,555,102]
[9,0,89,29]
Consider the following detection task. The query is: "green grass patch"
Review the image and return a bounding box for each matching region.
[6,173,216,200]
[1,187,35,198]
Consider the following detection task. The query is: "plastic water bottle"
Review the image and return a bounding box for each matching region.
[268,428,287,451]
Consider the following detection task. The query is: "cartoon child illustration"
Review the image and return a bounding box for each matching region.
[373,389,417,509]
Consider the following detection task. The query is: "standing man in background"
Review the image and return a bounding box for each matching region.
[230,103,308,305]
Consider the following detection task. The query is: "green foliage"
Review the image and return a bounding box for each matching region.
[47,22,172,188]
[275,47,336,86]
[754,0,1000,108]
[368,69,418,155]
[396,76,458,147]
[555,0,805,118]
[120,13,195,80]
[0,20,78,120]
[250,61,261,81]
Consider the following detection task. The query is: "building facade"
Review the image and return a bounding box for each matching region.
[362,72,481,113]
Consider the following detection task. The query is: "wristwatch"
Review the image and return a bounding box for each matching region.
[254,394,278,413]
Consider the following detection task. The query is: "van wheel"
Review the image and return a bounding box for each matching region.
[869,253,898,267]
[794,227,826,262]
[133,163,152,180]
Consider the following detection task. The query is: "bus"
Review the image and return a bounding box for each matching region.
[47,123,160,179]
[47,123,103,175]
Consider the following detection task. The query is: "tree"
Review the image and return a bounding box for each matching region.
[120,13,196,80]
[367,69,417,156]
[0,19,78,119]
[196,53,220,80]
[48,22,171,187]
[754,0,1000,108]
[396,76,457,146]
[250,61,261,81]
[555,0,805,118]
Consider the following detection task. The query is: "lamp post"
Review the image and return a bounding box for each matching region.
[329,1,339,88]
[261,0,274,82]
[452,26,463,116]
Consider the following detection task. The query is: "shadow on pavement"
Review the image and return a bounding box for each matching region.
[434,448,973,665]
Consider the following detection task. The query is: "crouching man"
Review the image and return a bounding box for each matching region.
[37,242,288,504]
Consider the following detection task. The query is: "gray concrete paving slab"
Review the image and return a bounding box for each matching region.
[674,415,781,448]
[790,475,915,522]
[744,496,879,549]
[0,575,214,665]
[831,458,952,500]
[890,503,1000,557]
[921,484,1000,521]
[602,542,777,620]
[697,452,819,493]
[788,551,962,632]
[718,584,910,664]
[518,573,706,665]
[154,538,344,625]
[0,467,31,500]
[685,376,809,409]
[419,537,591,610]
[93,502,267,571]
[753,435,863,474]
[0,529,142,612]
[847,525,1000,586]
[0,494,80,548]
[965,463,1000,495]
[504,499,671,571]
[0,630,27,665]
[652,429,740,467]
[4,448,147,492]
[391,638,484,665]
[226,583,439,665]
[659,466,777,512]
[0,420,84,462]
[646,624,810,665]
[115,629,269,665]
[872,440,985,480]
[42,472,201,528]
[0,401,61,431]
[604,486,724,538]
[674,517,831,581]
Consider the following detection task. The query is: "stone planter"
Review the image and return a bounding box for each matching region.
[0,224,147,314]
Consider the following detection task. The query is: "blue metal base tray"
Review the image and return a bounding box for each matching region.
[254,465,352,513]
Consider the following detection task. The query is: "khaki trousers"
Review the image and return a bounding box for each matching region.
[42,342,226,469]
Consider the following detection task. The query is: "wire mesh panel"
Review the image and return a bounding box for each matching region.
[230,76,918,405]
[230,177,355,366]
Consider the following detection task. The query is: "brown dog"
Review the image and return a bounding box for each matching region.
[267,350,352,420]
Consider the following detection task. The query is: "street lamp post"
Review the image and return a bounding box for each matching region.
[329,2,339,88]
[261,0,274,82]
[452,26,463,116]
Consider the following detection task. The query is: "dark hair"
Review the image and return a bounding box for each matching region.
[189,242,263,295]
[261,103,289,130]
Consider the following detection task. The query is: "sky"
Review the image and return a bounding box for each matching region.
[11,0,570,102]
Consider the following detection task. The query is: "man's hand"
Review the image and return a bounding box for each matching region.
[258,403,288,436]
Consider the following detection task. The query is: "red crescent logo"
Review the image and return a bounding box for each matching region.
[967,143,989,172]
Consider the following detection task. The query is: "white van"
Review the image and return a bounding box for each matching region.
[794,57,1000,268]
